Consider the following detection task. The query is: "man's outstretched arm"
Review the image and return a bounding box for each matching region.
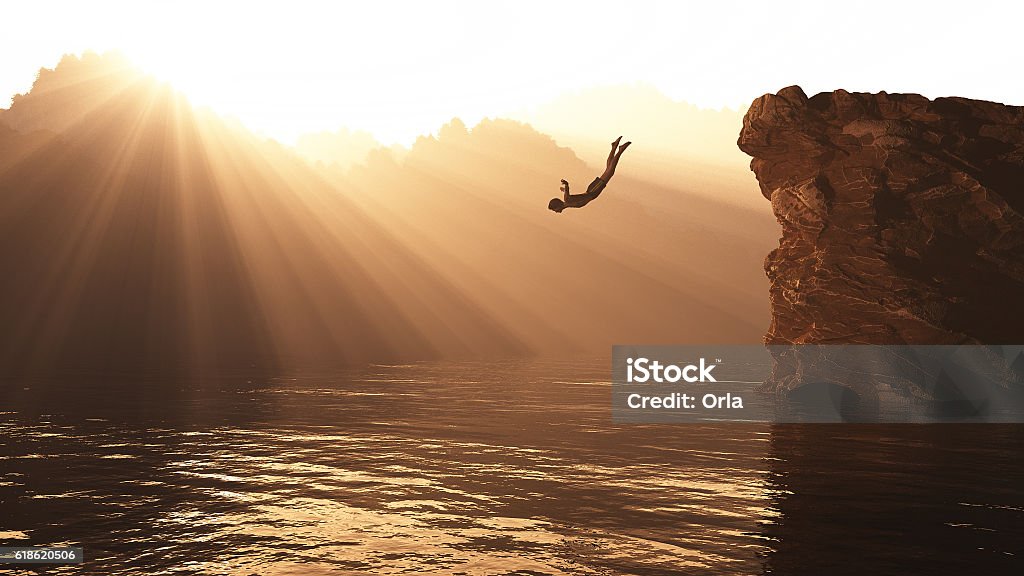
[560,179,570,202]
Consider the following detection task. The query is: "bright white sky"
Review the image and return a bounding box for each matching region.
[1,0,1020,145]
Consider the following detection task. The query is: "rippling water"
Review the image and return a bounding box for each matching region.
[1,359,1022,574]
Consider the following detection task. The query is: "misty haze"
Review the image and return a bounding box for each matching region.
[1,4,1022,572]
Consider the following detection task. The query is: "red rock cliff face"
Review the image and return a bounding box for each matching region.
[739,86,1024,345]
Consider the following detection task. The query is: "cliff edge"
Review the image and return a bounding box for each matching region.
[739,86,1024,346]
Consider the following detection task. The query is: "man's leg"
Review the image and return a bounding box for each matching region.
[601,139,630,182]
[606,136,622,171]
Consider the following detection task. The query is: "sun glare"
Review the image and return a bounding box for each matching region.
[2,1,1022,146]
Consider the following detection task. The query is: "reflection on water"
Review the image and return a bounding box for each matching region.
[0,359,1022,574]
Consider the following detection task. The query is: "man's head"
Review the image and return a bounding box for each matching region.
[548,198,565,213]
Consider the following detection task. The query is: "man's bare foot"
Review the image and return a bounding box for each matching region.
[618,141,632,153]
[611,136,622,147]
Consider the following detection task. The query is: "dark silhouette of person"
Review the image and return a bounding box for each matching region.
[548,136,631,213]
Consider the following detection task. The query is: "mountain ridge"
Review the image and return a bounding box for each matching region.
[0,53,776,374]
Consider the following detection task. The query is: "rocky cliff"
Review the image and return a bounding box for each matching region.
[739,86,1024,346]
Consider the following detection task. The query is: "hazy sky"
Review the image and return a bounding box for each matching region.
[1,0,1020,145]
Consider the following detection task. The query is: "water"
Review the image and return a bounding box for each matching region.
[1,359,1022,575]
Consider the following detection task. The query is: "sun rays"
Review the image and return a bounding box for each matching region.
[0,53,776,374]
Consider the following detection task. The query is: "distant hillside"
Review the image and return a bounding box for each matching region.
[0,52,143,135]
[0,53,776,375]
[0,53,524,373]
[294,127,403,170]
[508,84,761,209]
[334,116,777,351]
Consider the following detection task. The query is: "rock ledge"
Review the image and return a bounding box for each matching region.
[739,86,1024,346]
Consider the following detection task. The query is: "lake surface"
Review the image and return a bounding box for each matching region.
[1,358,1022,574]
